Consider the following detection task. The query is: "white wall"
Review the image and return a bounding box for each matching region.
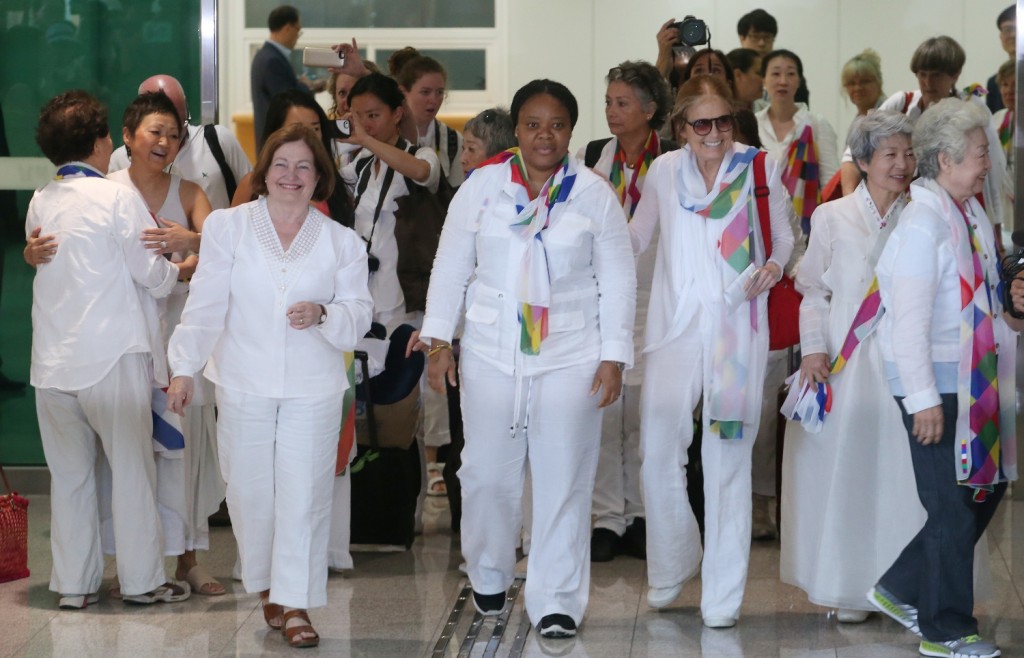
[221,0,1012,154]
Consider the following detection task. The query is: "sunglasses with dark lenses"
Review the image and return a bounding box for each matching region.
[686,114,734,136]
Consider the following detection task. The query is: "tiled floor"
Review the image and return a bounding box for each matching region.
[2,493,1022,657]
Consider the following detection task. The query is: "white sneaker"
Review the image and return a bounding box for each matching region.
[647,583,682,609]
[837,608,871,623]
[703,616,737,629]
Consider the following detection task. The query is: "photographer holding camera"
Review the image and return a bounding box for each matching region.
[655,15,711,92]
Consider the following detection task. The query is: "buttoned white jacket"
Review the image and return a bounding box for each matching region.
[419,158,637,376]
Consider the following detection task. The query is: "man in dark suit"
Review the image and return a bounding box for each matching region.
[250,5,325,151]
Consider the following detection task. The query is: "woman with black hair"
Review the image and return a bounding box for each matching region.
[417,79,636,639]
[578,60,673,563]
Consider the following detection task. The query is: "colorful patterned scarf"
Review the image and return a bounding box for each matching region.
[680,145,760,439]
[609,131,659,219]
[945,188,1003,500]
[781,123,820,234]
[998,111,1013,160]
[496,148,577,354]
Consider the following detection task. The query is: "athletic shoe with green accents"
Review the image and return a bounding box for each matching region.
[866,584,920,636]
[919,634,1000,658]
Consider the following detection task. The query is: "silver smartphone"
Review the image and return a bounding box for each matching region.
[303,47,344,68]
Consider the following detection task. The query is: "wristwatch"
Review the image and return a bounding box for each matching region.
[317,304,327,325]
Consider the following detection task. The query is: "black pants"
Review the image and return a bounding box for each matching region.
[879,394,1006,642]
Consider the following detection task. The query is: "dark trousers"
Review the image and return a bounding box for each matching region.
[879,394,1006,642]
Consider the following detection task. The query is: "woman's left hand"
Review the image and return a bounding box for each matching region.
[287,301,322,330]
[143,218,200,255]
[743,262,782,300]
[591,361,624,409]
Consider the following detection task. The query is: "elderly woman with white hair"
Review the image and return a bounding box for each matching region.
[780,110,923,623]
[867,98,1024,658]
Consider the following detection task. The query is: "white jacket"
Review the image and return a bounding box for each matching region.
[419,158,637,376]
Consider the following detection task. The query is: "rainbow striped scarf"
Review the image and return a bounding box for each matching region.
[680,145,760,439]
[781,123,820,234]
[609,131,659,219]
[498,148,577,355]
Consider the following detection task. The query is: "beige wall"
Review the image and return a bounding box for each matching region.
[221,0,1013,153]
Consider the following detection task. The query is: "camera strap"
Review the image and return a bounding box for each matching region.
[353,150,399,255]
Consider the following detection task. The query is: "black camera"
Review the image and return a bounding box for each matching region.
[368,254,380,273]
[673,15,709,48]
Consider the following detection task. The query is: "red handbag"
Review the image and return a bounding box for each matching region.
[0,464,30,583]
[752,151,802,351]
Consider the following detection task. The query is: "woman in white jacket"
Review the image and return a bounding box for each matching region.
[418,79,636,641]
[166,125,373,649]
[631,75,794,628]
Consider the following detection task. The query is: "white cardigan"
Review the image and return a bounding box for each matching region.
[168,199,373,398]
[419,158,637,376]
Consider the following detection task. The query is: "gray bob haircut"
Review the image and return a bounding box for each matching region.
[606,60,673,130]
[464,107,516,157]
[913,98,990,179]
[848,110,913,164]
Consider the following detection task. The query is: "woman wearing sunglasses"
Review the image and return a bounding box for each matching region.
[630,74,795,628]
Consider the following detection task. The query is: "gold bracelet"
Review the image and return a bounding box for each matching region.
[427,344,452,358]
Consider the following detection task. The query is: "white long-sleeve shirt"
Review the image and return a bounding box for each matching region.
[341,145,440,324]
[419,158,636,376]
[27,164,178,390]
[876,178,1007,414]
[167,199,373,398]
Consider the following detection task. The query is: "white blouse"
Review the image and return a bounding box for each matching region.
[167,199,374,398]
[341,145,440,325]
[755,106,839,187]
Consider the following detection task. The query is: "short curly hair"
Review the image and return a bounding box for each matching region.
[606,60,673,130]
[913,98,989,180]
[35,89,109,166]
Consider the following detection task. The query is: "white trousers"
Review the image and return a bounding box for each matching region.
[752,349,788,497]
[592,382,644,535]
[459,353,602,627]
[215,386,342,609]
[640,328,757,620]
[36,353,165,596]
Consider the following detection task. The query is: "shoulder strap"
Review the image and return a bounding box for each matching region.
[443,122,458,169]
[203,124,238,203]
[352,151,398,254]
[752,150,772,261]
[584,138,613,168]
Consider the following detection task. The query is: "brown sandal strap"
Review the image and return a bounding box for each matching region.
[260,592,284,630]
[282,609,319,647]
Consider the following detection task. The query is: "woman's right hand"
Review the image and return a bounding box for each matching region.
[426,342,456,393]
[24,227,57,266]
[166,376,194,416]
[798,352,830,387]
[911,405,944,445]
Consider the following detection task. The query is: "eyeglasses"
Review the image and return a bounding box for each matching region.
[686,114,734,135]
[745,31,775,45]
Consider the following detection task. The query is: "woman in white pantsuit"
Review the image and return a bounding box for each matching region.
[418,79,636,641]
[167,125,372,649]
[630,75,794,628]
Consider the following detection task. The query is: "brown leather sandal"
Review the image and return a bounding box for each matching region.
[260,590,283,630]
[282,608,319,649]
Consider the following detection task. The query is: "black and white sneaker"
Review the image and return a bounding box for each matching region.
[539,613,577,638]
[472,590,506,616]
